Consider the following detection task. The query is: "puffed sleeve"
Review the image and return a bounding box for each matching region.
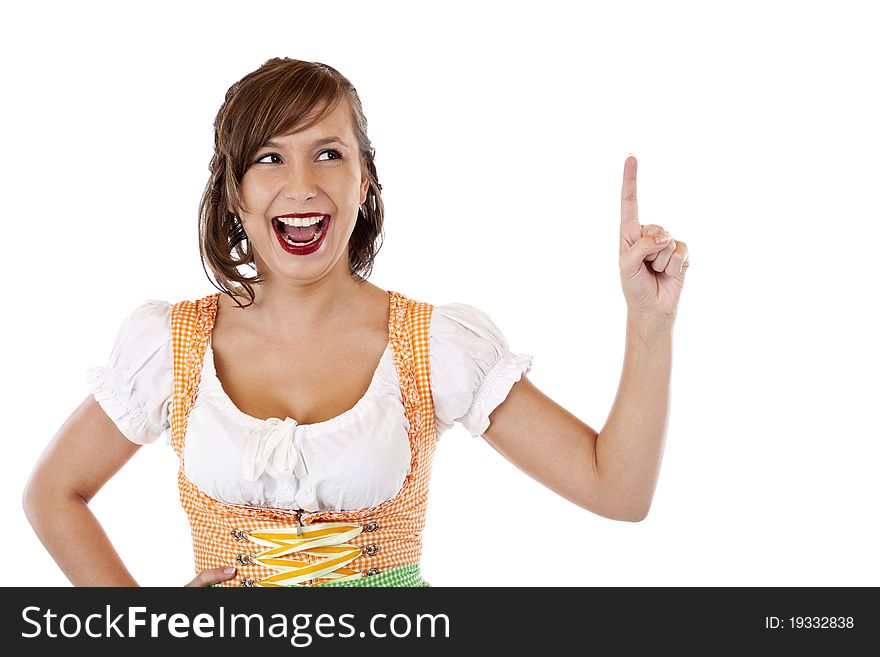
[429,303,534,440]
[84,299,174,445]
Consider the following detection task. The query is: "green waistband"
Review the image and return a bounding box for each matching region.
[314,563,430,587]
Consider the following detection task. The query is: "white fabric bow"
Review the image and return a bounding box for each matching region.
[241,416,308,482]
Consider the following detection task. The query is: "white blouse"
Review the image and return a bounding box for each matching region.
[85,297,534,512]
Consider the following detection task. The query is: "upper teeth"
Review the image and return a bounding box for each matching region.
[277,216,325,227]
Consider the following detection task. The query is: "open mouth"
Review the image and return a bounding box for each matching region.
[272,215,329,247]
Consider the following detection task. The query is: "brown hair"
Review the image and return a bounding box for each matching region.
[198,58,385,308]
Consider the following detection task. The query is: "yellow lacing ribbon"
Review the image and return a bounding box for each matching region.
[240,522,366,587]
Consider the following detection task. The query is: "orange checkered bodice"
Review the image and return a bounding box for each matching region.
[169,291,437,587]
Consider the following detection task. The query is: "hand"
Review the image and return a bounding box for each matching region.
[619,155,690,320]
[185,566,237,587]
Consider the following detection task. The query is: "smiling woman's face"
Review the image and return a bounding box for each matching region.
[233,99,369,283]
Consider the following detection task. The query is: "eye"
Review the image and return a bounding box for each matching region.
[255,152,282,164]
[253,149,344,165]
[317,148,343,161]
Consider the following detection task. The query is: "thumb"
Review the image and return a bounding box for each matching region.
[619,229,670,279]
[185,566,237,587]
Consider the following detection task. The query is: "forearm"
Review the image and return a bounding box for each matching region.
[596,312,674,521]
[23,489,139,586]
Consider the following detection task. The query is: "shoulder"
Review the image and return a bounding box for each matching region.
[115,299,172,340]
[122,299,172,332]
[131,298,173,315]
[98,299,175,369]
[430,301,497,330]
[429,302,509,353]
[428,301,520,385]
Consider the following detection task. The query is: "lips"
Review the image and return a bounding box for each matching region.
[272,214,331,255]
[272,212,329,220]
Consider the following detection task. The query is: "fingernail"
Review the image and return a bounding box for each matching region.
[627,152,637,159]
[224,567,236,574]
[654,235,671,244]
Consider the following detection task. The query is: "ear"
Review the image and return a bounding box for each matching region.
[359,159,370,205]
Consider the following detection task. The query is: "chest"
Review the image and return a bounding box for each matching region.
[209,323,389,425]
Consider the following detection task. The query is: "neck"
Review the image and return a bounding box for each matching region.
[232,266,367,338]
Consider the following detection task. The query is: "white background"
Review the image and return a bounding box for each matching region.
[3,0,878,587]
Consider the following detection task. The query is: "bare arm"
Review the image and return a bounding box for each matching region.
[593,312,673,520]
[480,155,686,522]
[22,394,234,587]
[23,394,143,585]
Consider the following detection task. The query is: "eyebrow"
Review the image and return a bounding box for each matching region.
[262,136,349,149]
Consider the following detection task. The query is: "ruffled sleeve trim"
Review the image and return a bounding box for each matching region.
[85,364,167,445]
[84,299,173,446]
[460,351,534,438]
[429,302,534,441]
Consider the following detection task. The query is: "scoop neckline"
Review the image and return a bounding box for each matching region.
[203,290,394,431]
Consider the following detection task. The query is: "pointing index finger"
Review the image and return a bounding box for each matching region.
[621,153,638,232]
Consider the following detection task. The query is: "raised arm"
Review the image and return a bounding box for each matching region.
[481,155,690,522]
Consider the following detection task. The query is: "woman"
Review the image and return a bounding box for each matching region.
[22,57,690,587]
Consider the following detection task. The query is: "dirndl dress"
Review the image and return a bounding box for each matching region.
[169,291,435,587]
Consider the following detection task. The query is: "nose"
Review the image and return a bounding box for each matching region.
[283,162,317,203]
